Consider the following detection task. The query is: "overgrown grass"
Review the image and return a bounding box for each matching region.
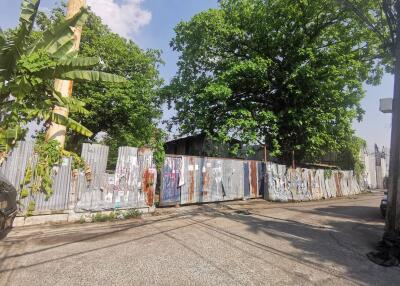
[123,208,141,219]
[26,201,36,217]
[85,209,142,223]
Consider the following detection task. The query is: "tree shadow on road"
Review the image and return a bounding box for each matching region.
[195,203,400,285]
[1,202,400,285]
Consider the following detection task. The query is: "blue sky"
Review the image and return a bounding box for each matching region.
[0,0,393,149]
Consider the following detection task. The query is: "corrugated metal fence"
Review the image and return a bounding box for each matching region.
[0,142,156,213]
[1,143,363,213]
[73,144,157,213]
[160,155,362,206]
[160,155,264,206]
[265,162,361,202]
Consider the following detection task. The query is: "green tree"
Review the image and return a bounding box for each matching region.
[165,0,382,164]
[0,0,125,151]
[37,6,164,168]
[0,0,125,198]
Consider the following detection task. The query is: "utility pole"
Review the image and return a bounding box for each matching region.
[335,0,400,266]
[45,0,86,147]
[367,4,400,266]
[384,25,400,242]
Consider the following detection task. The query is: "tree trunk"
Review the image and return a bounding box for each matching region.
[368,19,400,267]
[45,0,86,147]
[385,32,400,237]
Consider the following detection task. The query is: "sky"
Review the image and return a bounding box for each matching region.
[0,0,393,150]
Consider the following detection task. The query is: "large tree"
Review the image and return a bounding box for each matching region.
[37,5,164,167]
[165,0,382,164]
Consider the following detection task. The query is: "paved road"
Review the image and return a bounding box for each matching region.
[1,191,400,286]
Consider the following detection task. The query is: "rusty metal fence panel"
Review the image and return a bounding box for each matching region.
[75,145,156,212]
[180,156,200,204]
[244,161,260,199]
[1,142,156,214]
[161,155,264,206]
[76,144,112,212]
[115,146,143,208]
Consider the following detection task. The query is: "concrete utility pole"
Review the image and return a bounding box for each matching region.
[45,0,86,147]
[369,11,400,266]
[385,34,400,240]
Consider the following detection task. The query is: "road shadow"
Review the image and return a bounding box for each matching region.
[1,201,399,285]
[310,205,383,222]
[194,203,400,285]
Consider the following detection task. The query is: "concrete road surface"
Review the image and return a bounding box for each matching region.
[1,191,400,286]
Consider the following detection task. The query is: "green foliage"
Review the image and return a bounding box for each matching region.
[336,136,366,177]
[20,133,88,212]
[324,169,333,180]
[35,8,164,168]
[123,208,141,219]
[92,212,114,222]
[0,1,128,209]
[166,0,383,164]
[0,127,25,157]
[78,215,86,224]
[26,201,36,217]
[90,209,141,223]
[20,188,29,199]
[0,0,126,153]
[337,0,394,71]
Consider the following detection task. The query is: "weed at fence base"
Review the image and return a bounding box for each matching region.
[78,208,142,224]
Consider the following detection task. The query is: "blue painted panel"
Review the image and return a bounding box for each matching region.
[243,162,250,197]
[160,157,181,206]
[258,162,265,198]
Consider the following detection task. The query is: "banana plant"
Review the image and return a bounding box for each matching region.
[0,0,126,153]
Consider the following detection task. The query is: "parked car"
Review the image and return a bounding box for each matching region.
[0,174,17,239]
[380,191,388,218]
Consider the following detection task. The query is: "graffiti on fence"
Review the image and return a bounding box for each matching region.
[264,162,361,202]
[75,145,156,212]
[163,156,263,205]
[160,157,181,206]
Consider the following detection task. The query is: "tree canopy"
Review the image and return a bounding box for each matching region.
[0,0,125,198]
[37,5,164,167]
[0,0,124,153]
[165,0,383,164]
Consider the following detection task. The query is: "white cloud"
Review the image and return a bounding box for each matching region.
[86,0,151,38]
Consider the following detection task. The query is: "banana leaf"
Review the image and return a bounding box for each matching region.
[0,0,41,78]
[48,112,93,137]
[59,70,126,82]
[30,8,88,56]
